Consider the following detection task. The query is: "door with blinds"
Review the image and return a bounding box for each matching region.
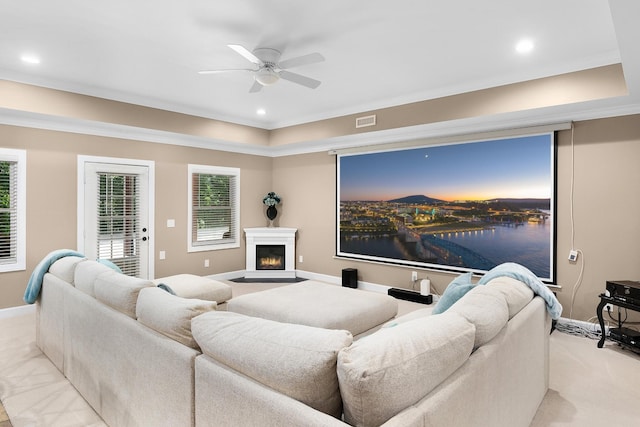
[80,159,153,279]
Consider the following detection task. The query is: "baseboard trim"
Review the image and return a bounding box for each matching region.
[0,304,36,320]
[295,270,392,294]
[205,270,245,281]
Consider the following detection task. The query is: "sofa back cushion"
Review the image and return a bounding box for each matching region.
[74,260,117,297]
[381,307,432,328]
[484,276,534,319]
[192,311,353,419]
[447,285,510,348]
[136,287,217,349]
[48,256,86,285]
[337,312,475,427]
[432,272,475,314]
[94,270,153,318]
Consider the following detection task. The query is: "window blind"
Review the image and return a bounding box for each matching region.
[97,172,141,277]
[0,160,17,265]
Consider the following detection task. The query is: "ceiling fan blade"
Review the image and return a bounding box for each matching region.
[278,52,325,69]
[279,70,321,89]
[198,68,254,75]
[228,44,262,65]
[249,80,263,93]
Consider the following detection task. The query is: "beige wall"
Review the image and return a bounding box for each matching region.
[1,77,639,322]
[269,64,627,146]
[0,81,270,146]
[0,124,272,309]
[273,115,640,322]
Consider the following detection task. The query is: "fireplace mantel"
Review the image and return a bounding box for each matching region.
[244,227,297,279]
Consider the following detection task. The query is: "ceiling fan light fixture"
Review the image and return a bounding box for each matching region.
[255,67,280,86]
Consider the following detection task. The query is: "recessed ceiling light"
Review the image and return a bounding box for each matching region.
[256,108,266,116]
[21,54,41,64]
[515,39,534,54]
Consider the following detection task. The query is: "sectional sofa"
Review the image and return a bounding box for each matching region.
[35,256,552,427]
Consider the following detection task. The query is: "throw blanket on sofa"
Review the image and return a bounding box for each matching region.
[23,249,84,304]
[478,262,563,320]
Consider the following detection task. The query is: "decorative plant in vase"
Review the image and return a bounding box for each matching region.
[262,191,281,222]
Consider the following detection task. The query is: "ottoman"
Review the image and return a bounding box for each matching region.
[153,274,233,304]
[227,280,398,336]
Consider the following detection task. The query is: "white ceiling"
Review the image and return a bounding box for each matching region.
[1,0,639,130]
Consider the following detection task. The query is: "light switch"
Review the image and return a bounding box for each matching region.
[159,250,166,260]
[167,219,175,228]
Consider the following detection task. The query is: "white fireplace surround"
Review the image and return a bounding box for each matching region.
[244,227,297,279]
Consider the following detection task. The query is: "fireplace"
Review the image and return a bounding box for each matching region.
[256,245,285,270]
[244,227,297,279]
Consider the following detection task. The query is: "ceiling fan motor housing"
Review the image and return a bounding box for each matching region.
[253,48,281,63]
[253,48,282,86]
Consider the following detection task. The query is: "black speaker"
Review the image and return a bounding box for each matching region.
[342,268,358,288]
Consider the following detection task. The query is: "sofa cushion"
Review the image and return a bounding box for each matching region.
[136,287,217,349]
[153,274,232,303]
[74,260,119,297]
[97,258,123,273]
[484,276,534,319]
[94,270,153,318]
[382,307,433,328]
[337,312,475,427]
[447,285,510,348]
[191,311,353,419]
[48,256,86,285]
[432,272,475,314]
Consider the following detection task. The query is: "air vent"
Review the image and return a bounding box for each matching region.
[355,114,376,128]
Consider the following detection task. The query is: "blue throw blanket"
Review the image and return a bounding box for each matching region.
[157,283,176,295]
[478,262,563,320]
[23,249,84,304]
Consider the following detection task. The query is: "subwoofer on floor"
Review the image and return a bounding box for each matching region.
[342,268,358,288]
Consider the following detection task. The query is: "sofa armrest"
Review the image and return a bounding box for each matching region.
[380,296,549,427]
[37,273,69,371]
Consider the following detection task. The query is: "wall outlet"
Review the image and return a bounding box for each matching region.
[604,303,613,313]
[411,271,418,281]
[204,259,209,268]
[568,250,578,262]
[159,250,166,260]
[299,255,304,263]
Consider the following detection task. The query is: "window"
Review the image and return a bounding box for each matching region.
[188,164,240,252]
[97,172,141,277]
[0,148,26,272]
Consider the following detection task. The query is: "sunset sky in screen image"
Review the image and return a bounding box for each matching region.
[339,134,552,202]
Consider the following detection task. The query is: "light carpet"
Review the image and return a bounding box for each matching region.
[1,282,639,426]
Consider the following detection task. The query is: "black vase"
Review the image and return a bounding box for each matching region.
[266,205,278,220]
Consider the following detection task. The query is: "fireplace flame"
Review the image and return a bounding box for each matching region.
[259,256,283,269]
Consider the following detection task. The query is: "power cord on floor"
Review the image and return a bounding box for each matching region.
[555,316,606,340]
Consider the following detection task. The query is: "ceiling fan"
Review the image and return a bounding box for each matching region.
[199,44,324,93]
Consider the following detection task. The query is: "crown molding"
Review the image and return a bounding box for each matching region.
[0,107,273,157]
[268,97,640,157]
[2,95,640,159]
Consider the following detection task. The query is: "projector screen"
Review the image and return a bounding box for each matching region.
[336,132,556,282]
